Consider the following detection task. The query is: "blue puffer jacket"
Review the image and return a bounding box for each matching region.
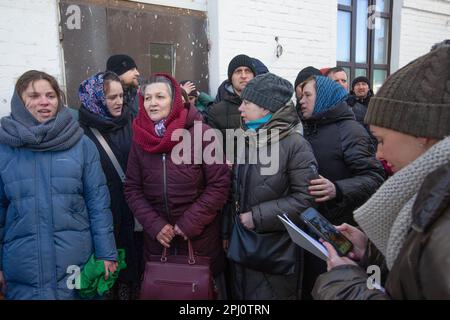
[0,136,117,300]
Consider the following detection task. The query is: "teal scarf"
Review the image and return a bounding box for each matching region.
[245,113,273,131]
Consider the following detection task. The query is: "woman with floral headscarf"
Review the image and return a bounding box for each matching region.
[78,71,141,300]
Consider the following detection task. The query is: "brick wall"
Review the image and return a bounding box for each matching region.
[398,0,450,68]
[208,0,338,95]
[0,0,63,118]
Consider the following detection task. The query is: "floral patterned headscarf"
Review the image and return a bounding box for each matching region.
[78,72,112,119]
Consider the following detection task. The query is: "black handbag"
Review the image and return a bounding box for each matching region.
[227,166,298,275]
[227,214,298,275]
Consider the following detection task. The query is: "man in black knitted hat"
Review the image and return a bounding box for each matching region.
[206,54,256,158]
[106,54,140,116]
[350,76,373,107]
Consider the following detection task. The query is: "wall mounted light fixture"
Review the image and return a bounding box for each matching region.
[275,36,283,58]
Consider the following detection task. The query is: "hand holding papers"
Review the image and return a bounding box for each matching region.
[278,214,328,261]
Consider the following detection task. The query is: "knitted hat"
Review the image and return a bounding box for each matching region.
[251,57,269,75]
[351,76,371,90]
[365,46,450,139]
[106,54,137,76]
[241,72,293,113]
[294,66,322,89]
[313,76,348,114]
[227,54,256,80]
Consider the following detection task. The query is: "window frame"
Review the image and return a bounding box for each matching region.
[337,0,393,91]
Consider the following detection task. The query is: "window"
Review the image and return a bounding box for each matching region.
[337,0,392,93]
[150,43,176,75]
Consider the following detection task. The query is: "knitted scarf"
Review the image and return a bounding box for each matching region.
[354,136,450,269]
[0,92,84,151]
[245,113,273,131]
[78,72,113,119]
[313,76,348,114]
[132,73,188,154]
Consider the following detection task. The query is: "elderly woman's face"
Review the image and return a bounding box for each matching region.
[299,81,316,119]
[21,79,59,123]
[370,125,431,173]
[144,82,172,122]
[238,99,270,123]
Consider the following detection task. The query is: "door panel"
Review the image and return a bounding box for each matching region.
[60,0,209,108]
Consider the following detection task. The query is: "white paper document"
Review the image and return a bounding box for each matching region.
[278,214,329,261]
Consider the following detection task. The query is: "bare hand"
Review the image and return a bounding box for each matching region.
[223,239,229,251]
[0,271,6,293]
[174,224,188,240]
[156,224,175,248]
[103,260,118,280]
[239,211,255,230]
[309,175,336,202]
[180,81,196,95]
[322,241,358,271]
[335,223,367,261]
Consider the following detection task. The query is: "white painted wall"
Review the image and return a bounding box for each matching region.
[0,0,63,118]
[207,0,338,96]
[398,0,450,68]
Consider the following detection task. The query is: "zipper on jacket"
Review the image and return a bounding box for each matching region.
[35,155,43,295]
[162,153,171,222]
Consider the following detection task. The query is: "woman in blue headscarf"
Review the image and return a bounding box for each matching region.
[298,75,386,299]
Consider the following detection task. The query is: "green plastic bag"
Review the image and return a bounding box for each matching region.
[79,249,127,299]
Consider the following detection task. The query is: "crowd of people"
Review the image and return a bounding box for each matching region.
[0,40,448,300]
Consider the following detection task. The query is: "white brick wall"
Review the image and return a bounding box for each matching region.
[398,0,450,68]
[0,0,63,118]
[1,0,448,117]
[208,0,338,95]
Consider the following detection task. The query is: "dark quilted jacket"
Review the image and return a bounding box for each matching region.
[302,101,385,226]
[124,106,231,276]
[230,103,318,261]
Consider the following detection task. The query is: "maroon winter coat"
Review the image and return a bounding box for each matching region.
[124,103,231,276]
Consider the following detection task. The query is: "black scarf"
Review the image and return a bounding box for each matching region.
[79,104,132,133]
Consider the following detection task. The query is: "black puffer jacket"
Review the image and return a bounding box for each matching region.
[205,86,242,161]
[79,106,141,283]
[303,102,385,226]
[346,96,377,150]
[206,95,242,136]
[123,86,139,117]
[312,162,450,300]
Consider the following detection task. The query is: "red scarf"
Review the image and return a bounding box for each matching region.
[132,73,189,154]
